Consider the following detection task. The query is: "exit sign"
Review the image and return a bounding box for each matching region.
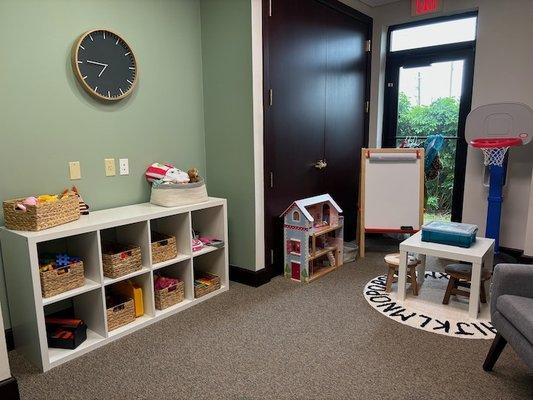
[412,0,442,16]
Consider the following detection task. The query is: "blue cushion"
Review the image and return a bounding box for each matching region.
[497,295,533,344]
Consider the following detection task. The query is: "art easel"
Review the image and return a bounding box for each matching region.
[358,148,425,257]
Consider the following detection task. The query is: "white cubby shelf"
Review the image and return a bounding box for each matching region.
[0,198,228,372]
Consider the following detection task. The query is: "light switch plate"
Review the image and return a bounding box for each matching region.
[105,158,116,176]
[119,158,129,175]
[69,161,81,180]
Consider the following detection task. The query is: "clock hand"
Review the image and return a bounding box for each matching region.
[86,60,109,78]
[86,60,107,66]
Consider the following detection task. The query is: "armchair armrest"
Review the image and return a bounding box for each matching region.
[490,263,533,315]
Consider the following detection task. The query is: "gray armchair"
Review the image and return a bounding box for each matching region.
[484,263,533,371]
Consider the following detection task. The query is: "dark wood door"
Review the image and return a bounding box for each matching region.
[264,0,371,274]
[323,8,368,242]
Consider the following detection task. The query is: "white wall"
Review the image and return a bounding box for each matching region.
[369,0,533,254]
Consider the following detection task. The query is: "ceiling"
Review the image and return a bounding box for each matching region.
[360,0,402,6]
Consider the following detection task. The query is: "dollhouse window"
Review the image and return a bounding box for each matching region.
[292,210,300,222]
[322,204,330,225]
[287,239,301,255]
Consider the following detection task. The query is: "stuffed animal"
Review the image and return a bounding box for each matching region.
[145,162,190,184]
[163,168,190,184]
[187,167,200,183]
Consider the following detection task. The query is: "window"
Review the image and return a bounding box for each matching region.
[287,239,301,255]
[292,210,300,222]
[390,16,477,52]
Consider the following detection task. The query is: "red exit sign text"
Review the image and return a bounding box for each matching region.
[412,0,442,16]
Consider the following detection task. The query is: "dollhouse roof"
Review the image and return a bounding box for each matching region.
[280,194,342,221]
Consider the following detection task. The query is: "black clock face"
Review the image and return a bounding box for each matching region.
[74,30,136,100]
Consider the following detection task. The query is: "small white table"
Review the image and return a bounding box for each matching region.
[398,231,495,319]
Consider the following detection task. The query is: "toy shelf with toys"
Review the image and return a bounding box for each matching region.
[0,198,228,372]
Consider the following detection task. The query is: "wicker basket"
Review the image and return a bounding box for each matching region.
[106,298,135,331]
[102,243,142,279]
[151,232,178,265]
[155,280,184,310]
[194,272,221,298]
[40,261,85,298]
[150,179,208,207]
[3,195,80,231]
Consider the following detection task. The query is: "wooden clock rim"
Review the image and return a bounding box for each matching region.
[71,28,138,102]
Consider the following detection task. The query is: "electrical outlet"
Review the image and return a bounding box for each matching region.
[69,161,81,180]
[104,158,116,176]
[119,158,129,175]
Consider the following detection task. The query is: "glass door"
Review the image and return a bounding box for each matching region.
[383,14,476,223]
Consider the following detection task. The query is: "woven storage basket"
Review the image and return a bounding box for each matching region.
[194,272,221,298]
[151,232,178,264]
[150,179,208,207]
[40,261,85,298]
[106,298,135,331]
[102,243,142,279]
[155,280,184,310]
[3,195,80,231]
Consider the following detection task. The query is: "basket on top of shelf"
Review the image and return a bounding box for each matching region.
[40,261,85,298]
[154,279,184,310]
[106,296,135,331]
[151,232,178,264]
[3,195,80,231]
[194,272,221,298]
[102,243,142,279]
[150,179,208,207]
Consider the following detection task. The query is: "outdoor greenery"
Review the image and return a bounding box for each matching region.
[397,92,460,221]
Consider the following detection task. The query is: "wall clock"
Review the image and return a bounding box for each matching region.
[72,29,137,101]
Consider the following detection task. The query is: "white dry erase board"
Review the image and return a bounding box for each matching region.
[358,148,425,257]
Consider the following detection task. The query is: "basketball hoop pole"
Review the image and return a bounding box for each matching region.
[486,164,505,253]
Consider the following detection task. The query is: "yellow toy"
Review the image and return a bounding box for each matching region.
[37,195,58,203]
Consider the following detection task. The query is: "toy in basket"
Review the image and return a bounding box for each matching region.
[102,243,142,279]
[3,189,81,231]
[146,163,208,207]
[194,272,221,298]
[154,275,184,310]
[39,253,84,298]
[151,231,178,264]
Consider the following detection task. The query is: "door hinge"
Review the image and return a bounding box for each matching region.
[365,39,371,52]
[270,249,274,265]
[387,82,394,88]
[269,171,274,188]
[268,0,272,16]
[268,88,273,106]
[365,101,370,113]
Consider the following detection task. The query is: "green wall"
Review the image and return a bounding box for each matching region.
[0,0,207,328]
[201,0,257,270]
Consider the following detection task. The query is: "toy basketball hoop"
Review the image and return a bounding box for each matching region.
[470,137,523,167]
[466,103,533,254]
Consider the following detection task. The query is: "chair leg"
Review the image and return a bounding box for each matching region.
[385,266,395,293]
[480,281,487,304]
[443,276,455,304]
[483,333,507,371]
[409,266,418,296]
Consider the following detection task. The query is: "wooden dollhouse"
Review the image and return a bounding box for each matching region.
[280,194,344,283]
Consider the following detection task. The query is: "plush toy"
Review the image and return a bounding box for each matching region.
[187,167,200,183]
[163,168,190,184]
[145,162,189,184]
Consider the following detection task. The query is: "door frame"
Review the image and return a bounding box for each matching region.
[262,0,373,274]
[382,12,477,222]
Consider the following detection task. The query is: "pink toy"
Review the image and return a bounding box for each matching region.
[23,197,37,206]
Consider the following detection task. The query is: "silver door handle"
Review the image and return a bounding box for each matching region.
[314,159,327,170]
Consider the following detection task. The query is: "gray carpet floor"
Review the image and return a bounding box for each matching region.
[9,241,533,399]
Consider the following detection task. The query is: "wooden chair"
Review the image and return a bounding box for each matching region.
[442,263,492,305]
[384,253,420,295]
